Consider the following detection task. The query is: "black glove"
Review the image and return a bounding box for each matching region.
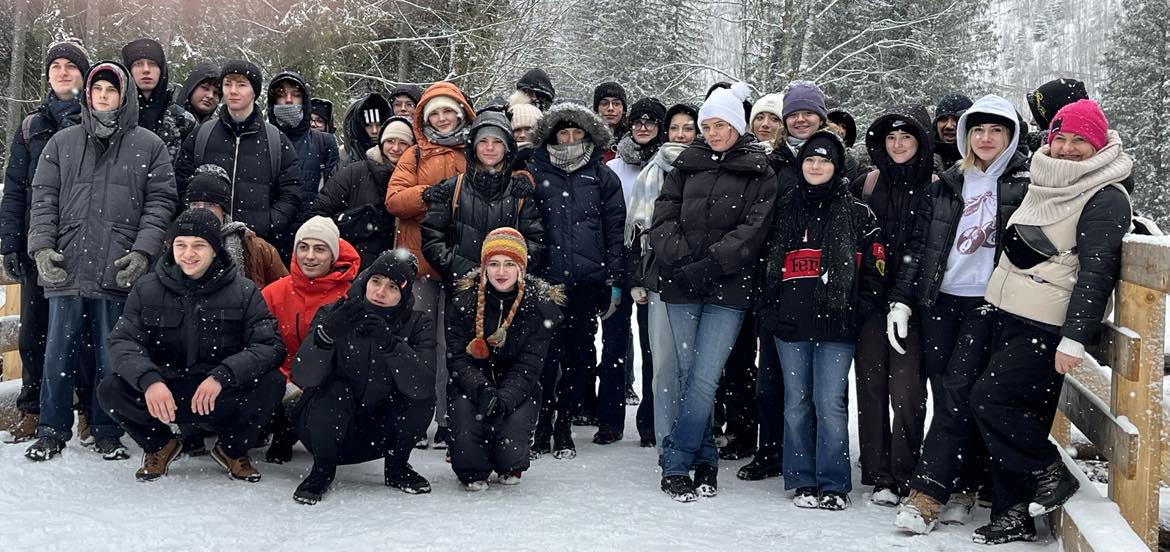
[476,385,500,421]
[316,298,366,344]
[678,258,721,296]
[3,252,24,282]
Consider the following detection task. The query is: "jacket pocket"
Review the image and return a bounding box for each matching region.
[200,306,246,354]
[142,306,185,378]
[46,221,84,289]
[99,224,136,292]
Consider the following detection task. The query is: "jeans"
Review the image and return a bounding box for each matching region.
[648,293,678,456]
[775,338,854,493]
[38,296,124,441]
[15,273,96,415]
[413,278,448,428]
[660,302,745,476]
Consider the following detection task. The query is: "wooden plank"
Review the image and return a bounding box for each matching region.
[1086,322,1141,382]
[1108,280,1165,549]
[1119,237,1170,293]
[1059,375,1139,479]
[1051,410,1071,450]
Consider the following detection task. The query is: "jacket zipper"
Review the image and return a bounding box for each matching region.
[230,135,241,219]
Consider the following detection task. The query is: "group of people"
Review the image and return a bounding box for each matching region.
[0,36,1152,546]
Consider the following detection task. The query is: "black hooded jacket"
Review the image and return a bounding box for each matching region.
[131,60,196,161]
[309,144,396,270]
[341,93,391,166]
[267,71,339,206]
[178,62,221,124]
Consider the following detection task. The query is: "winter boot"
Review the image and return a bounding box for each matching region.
[895,490,942,535]
[940,491,978,525]
[293,463,337,505]
[265,427,296,464]
[737,457,782,481]
[25,435,65,461]
[463,480,489,492]
[792,487,819,509]
[137,438,183,482]
[818,491,849,511]
[385,462,431,494]
[76,411,94,447]
[94,436,130,460]
[553,422,576,460]
[871,485,901,507]
[531,430,552,459]
[4,412,38,443]
[625,386,640,406]
[592,427,623,445]
[639,435,656,448]
[972,503,1036,545]
[694,464,718,498]
[211,445,262,482]
[498,470,523,486]
[661,475,697,503]
[570,413,598,427]
[432,426,451,450]
[717,437,756,460]
[1028,460,1080,516]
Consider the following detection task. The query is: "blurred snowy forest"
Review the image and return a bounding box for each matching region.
[0,0,1166,224]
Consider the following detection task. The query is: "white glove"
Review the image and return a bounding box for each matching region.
[630,287,648,304]
[283,381,303,404]
[886,302,912,355]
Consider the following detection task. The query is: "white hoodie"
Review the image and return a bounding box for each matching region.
[939,95,1022,298]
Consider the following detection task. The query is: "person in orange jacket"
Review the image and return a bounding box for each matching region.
[385,81,475,449]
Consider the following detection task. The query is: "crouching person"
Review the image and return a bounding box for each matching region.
[100,209,286,482]
[289,250,436,504]
[447,228,563,491]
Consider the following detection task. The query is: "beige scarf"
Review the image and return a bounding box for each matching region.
[1010,130,1133,227]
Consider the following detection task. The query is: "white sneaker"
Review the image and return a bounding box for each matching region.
[793,488,819,509]
[463,480,489,492]
[498,472,522,486]
[871,487,901,507]
[939,491,976,525]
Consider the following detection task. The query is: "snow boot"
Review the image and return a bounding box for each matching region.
[592,427,622,445]
[694,464,718,498]
[940,491,977,525]
[498,470,523,486]
[385,462,431,494]
[76,411,94,447]
[639,435,656,448]
[1028,460,1079,516]
[871,485,901,507]
[553,423,576,460]
[661,475,697,503]
[293,463,336,505]
[4,412,38,443]
[792,487,819,509]
[137,438,183,482]
[211,446,262,482]
[737,457,782,481]
[895,490,942,535]
[94,436,130,460]
[818,491,849,511]
[973,503,1036,545]
[432,426,451,450]
[25,435,65,461]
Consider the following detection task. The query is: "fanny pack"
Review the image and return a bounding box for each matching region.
[1003,224,1076,270]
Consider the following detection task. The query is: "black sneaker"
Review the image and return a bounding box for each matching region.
[531,432,552,459]
[792,486,819,508]
[94,436,130,461]
[625,386,640,406]
[570,414,598,427]
[818,490,849,511]
[694,464,718,497]
[294,464,337,505]
[973,503,1037,545]
[661,475,697,502]
[553,424,576,460]
[432,426,452,450]
[592,427,623,445]
[737,457,782,481]
[265,429,296,464]
[639,436,656,448]
[718,438,756,460]
[1028,460,1080,516]
[385,463,431,494]
[25,435,65,461]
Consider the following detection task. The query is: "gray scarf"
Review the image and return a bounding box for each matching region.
[221,216,248,278]
[272,104,303,128]
[423,123,469,147]
[92,110,118,139]
[547,140,594,173]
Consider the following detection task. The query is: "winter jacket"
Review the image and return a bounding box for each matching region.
[419,112,546,285]
[386,82,477,281]
[650,134,778,308]
[526,102,625,286]
[174,107,303,244]
[267,71,339,207]
[291,258,436,410]
[107,253,285,392]
[134,60,197,161]
[1,92,82,272]
[758,178,886,342]
[262,239,362,379]
[340,93,391,166]
[221,219,288,288]
[446,270,564,412]
[859,104,936,292]
[177,62,221,124]
[27,62,178,300]
[309,146,396,269]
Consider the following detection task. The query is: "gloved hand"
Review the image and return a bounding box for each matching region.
[886,302,912,355]
[3,252,25,282]
[316,298,367,344]
[600,285,622,321]
[114,251,150,288]
[679,258,721,296]
[630,286,648,305]
[476,385,500,421]
[34,248,67,285]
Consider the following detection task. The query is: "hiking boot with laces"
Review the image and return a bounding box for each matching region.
[25,435,65,461]
[211,445,262,482]
[940,491,978,525]
[895,490,942,535]
[1028,460,1079,516]
[137,438,183,481]
[973,503,1036,545]
[94,436,130,460]
[4,412,38,443]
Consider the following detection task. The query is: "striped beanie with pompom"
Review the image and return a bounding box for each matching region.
[466,228,528,359]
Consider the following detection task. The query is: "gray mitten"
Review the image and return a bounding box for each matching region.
[34,249,67,285]
[114,251,150,288]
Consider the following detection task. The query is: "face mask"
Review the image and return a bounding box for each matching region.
[273,104,303,127]
[92,110,118,138]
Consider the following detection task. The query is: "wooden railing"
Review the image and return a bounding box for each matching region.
[1051,235,1169,550]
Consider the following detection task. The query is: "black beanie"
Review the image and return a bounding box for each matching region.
[354,249,418,302]
[592,82,628,111]
[1027,78,1089,131]
[166,208,228,261]
[934,91,973,122]
[550,117,583,136]
[799,130,846,176]
[184,164,232,209]
[390,84,423,105]
[221,60,263,97]
[628,97,666,126]
[45,40,90,81]
[91,67,123,94]
[121,39,166,72]
[311,98,334,130]
[965,111,1016,135]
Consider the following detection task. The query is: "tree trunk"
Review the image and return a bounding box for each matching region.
[5,0,29,137]
[85,0,101,53]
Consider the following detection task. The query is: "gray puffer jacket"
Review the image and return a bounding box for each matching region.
[27,61,179,300]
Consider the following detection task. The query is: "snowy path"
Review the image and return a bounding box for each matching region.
[0,411,1056,551]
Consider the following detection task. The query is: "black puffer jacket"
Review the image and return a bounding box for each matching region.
[107,255,285,392]
[420,112,546,285]
[340,93,391,166]
[291,253,436,411]
[267,71,339,206]
[890,152,1031,307]
[446,270,564,412]
[174,107,302,243]
[650,134,778,308]
[861,104,935,291]
[309,146,396,270]
[177,62,220,124]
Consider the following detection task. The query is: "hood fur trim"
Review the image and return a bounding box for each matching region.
[529,102,613,150]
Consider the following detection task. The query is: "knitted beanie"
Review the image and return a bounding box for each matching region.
[1047,99,1109,151]
[593,81,628,111]
[466,227,529,359]
[184,164,232,209]
[750,93,784,122]
[782,80,828,120]
[423,94,464,122]
[167,208,228,261]
[121,39,166,71]
[221,60,263,97]
[381,116,414,144]
[1028,78,1089,131]
[45,40,90,81]
[698,81,751,135]
[295,216,340,260]
[510,103,542,130]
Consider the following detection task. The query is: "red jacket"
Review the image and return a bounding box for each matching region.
[262,238,361,379]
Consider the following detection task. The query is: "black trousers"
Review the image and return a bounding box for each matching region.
[537,284,605,441]
[99,370,284,457]
[634,302,655,441]
[715,315,758,443]
[450,393,538,483]
[15,274,95,415]
[972,314,1064,515]
[597,287,633,432]
[854,314,926,491]
[295,379,434,468]
[753,326,785,467]
[910,294,996,503]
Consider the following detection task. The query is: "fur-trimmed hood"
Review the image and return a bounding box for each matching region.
[528,102,613,150]
[455,268,566,306]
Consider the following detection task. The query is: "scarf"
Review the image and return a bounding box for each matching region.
[625,142,686,247]
[92,110,118,139]
[1010,130,1133,227]
[423,123,469,147]
[786,135,806,156]
[616,134,660,166]
[221,215,249,279]
[547,140,594,173]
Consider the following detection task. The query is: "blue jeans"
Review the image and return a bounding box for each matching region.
[775,338,854,493]
[648,293,677,457]
[660,302,745,476]
[38,296,125,441]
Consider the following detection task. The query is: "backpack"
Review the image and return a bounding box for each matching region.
[862,169,940,200]
[193,119,282,179]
